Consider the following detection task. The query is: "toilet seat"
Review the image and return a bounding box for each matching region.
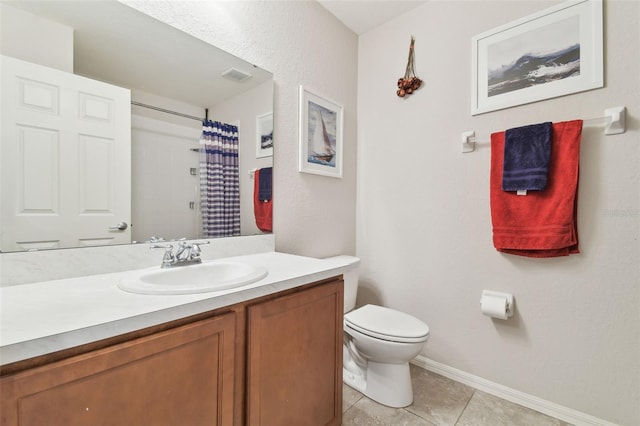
[344,304,429,343]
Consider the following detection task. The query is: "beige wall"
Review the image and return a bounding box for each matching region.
[357,1,639,424]
[123,0,359,258]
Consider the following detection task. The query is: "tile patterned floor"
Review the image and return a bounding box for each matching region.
[342,365,573,426]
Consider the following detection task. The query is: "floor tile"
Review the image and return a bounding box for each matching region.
[342,396,435,426]
[455,391,573,426]
[343,383,364,413]
[405,365,475,426]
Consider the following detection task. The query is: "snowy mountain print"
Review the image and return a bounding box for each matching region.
[488,44,580,97]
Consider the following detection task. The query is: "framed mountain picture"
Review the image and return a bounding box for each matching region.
[256,112,273,158]
[471,0,603,115]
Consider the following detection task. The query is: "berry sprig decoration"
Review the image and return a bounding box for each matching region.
[397,36,422,98]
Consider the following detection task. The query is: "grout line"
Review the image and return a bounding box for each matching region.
[453,389,477,426]
[403,403,437,425]
[403,407,438,426]
[342,387,364,415]
[342,404,355,417]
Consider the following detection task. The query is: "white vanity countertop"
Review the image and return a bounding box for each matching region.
[0,252,358,366]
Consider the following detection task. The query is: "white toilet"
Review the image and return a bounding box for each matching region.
[339,257,430,408]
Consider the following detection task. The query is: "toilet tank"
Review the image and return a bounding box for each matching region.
[342,266,359,313]
[323,255,360,313]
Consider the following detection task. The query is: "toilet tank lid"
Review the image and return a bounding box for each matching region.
[344,304,429,340]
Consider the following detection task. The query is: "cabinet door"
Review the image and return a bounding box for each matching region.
[0,313,236,426]
[247,280,343,426]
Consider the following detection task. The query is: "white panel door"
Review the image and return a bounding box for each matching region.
[1,55,131,251]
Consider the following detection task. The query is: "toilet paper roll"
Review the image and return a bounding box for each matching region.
[481,294,509,319]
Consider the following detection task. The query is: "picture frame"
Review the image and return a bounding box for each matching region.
[471,0,603,115]
[256,112,273,158]
[298,86,343,178]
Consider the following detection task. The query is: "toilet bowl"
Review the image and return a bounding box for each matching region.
[328,256,430,408]
[343,304,429,407]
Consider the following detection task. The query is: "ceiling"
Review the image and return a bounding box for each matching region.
[317,0,428,35]
[5,0,427,109]
[5,1,272,109]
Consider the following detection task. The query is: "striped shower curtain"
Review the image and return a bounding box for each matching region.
[199,120,240,238]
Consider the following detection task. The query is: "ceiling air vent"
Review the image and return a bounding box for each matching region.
[221,67,252,82]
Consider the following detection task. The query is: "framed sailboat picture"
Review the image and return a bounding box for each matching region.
[298,86,343,178]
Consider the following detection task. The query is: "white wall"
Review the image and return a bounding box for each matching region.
[0,3,73,72]
[357,1,639,425]
[121,0,359,258]
[129,90,204,243]
[130,114,201,242]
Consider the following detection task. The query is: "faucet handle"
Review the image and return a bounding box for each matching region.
[189,240,210,259]
[191,240,210,248]
[150,243,173,250]
[150,244,175,267]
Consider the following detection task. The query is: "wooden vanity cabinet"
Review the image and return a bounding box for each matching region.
[0,277,343,426]
[0,313,237,426]
[246,278,343,426]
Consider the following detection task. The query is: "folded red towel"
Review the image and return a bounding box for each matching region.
[490,120,583,258]
[254,169,272,232]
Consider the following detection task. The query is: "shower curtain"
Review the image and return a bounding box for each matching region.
[199,119,240,238]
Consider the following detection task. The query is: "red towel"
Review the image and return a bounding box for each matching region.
[253,169,272,232]
[490,120,583,258]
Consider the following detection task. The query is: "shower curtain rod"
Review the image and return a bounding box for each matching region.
[131,101,208,122]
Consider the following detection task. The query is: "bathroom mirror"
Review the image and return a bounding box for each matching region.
[0,1,274,252]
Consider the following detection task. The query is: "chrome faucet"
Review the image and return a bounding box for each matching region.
[151,241,210,268]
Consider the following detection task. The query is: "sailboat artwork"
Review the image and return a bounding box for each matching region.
[299,86,343,178]
[307,101,337,167]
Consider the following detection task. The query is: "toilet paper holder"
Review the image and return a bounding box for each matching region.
[480,290,514,319]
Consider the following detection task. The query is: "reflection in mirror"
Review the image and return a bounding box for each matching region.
[0,0,274,253]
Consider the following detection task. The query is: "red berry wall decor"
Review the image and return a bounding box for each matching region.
[397,36,422,98]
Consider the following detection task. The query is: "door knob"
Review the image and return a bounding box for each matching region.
[109,222,128,231]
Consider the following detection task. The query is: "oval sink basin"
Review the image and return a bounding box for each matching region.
[118,261,268,295]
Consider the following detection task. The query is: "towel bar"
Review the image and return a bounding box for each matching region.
[461,106,627,153]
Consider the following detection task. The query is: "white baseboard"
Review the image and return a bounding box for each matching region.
[411,355,618,426]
